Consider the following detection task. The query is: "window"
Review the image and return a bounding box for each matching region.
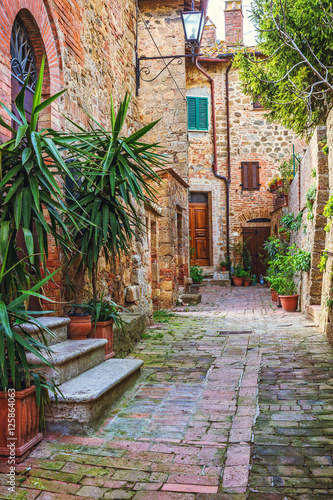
[252,96,265,109]
[187,96,208,131]
[241,162,260,191]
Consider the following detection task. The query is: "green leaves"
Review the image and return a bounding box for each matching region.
[235,0,333,135]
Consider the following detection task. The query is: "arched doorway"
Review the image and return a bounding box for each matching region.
[242,218,271,277]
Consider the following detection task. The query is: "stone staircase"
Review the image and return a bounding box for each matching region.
[25,316,144,435]
[200,266,231,287]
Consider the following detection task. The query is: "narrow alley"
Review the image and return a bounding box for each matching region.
[3,285,333,499]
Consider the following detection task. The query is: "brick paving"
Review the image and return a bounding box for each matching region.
[2,285,333,499]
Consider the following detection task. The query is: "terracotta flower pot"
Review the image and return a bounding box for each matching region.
[67,315,92,340]
[279,294,299,312]
[244,280,250,287]
[221,267,227,271]
[0,386,43,463]
[270,288,278,301]
[89,319,115,360]
[232,276,244,286]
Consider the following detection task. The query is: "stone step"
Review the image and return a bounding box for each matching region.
[307,305,322,325]
[200,278,231,287]
[15,317,70,346]
[26,339,107,385]
[46,358,144,435]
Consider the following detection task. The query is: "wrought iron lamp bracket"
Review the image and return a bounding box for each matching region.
[136,52,200,95]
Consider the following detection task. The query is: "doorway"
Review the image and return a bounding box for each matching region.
[242,226,270,277]
[189,192,210,266]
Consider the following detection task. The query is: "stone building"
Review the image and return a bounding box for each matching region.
[0,0,199,316]
[186,1,304,276]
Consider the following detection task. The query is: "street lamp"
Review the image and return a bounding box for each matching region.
[180,1,205,54]
[136,0,206,95]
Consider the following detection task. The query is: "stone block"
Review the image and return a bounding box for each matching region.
[160,280,173,291]
[113,312,147,358]
[125,285,140,303]
[180,294,202,305]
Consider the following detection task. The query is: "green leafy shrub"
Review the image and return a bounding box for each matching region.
[190,265,204,284]
[233,265,246,278]
[318,251,329,272]
[306,185,317,220]
[281,213,294,228]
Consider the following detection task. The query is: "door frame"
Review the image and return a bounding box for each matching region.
[189,194,212,267]
[242,225,271,277]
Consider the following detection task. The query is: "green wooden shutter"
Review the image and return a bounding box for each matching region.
[187,97,197,130]
[197,97,208,130]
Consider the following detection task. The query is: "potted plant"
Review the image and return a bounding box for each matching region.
[58,93,164,322]
[87,294,123,359]
[220,256,231,272]
[232,265,245,286]
[277,278,299,312]
[0,251,60,462]
[66,303,92,340]
[243,271,251,287]
[190,265,204,293]
[269,177,278,191]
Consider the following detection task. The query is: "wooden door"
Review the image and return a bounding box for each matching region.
[189,202,210,266]
[242,226,271,277]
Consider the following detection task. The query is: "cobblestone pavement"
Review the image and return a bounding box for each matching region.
[2,285,333,499]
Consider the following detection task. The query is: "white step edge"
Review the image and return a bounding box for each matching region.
[50,358,144,403]
[26,339,107,385]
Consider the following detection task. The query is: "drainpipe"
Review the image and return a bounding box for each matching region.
[194,57,231,258]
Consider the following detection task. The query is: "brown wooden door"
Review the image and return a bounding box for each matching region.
[242,226,271,277]
[189,202,210,266]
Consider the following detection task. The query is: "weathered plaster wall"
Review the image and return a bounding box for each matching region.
[186,60,303,266]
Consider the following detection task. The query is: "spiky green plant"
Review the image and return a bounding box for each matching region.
[53,93,166,299]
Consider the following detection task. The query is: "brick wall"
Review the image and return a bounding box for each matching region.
[224,0,243,46]
[186,59,303,266]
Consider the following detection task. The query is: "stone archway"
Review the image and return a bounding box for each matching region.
[0,0,62,139]
[238,208,272,227]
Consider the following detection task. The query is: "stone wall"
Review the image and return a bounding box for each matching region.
[137,0,189,180]
[320,112,333,337]
[1,0,191,317]
[286,127,328,312]
[186,59,303,266]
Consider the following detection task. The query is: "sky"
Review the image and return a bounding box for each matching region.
[207,0,257,46]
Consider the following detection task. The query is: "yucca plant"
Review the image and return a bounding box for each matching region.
[0,244,61,426]
[53,93,166,301]
[0,56,81,294]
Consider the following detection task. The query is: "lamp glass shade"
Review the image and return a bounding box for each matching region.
[181,10,205,46]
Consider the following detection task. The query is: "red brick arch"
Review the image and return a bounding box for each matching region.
[0,0,62,137]
[238,208,272,227]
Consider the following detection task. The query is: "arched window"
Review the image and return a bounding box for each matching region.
[10,16,37,126]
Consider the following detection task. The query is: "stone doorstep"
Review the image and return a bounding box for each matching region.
[180,294,202,305]
[26,339,107,385]
[307,305,322,324]
[14,316,70,346]
[200,279,231,287]
[45,359,144,435]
